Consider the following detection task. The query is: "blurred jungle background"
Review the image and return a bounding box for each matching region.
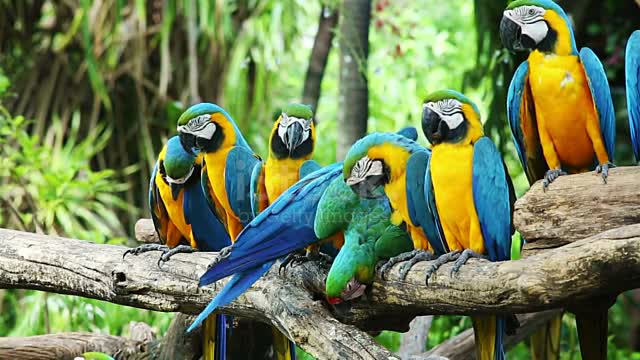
[1,0,639,358]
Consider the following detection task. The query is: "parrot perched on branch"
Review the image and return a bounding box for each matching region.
[320,177,414,304]
[187,127,420,332]
[626,30,640,164]
[500,0,615,189]
[500,1,616,358]
[420,90,516,360]
[123,135,231,360]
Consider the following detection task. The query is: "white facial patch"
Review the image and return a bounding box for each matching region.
[347,156,383,185]
[424,99,465,129]
[278,113,312,144]
[165,166,195,185]
[504,5,548,44]
[177,114,217,140]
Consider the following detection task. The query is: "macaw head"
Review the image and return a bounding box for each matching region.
[270,103,315,159]
[161,136,197,199]
[500,0,577,55]
[343,132,424,199]
[177,103,247,154]
[325,238,375,305]
[422,89,484,146]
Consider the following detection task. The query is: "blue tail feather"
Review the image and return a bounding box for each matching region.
[215,314,227,360]
[495,315,506,360]
[188,262,274,333]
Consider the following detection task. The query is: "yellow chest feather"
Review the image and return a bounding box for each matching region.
[264,157,306,203]
[430,144,484,253]
[527,51,601,168]
[155,174,191,239]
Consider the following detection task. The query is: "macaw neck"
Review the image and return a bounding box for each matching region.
[264,156,307,202]
[542,11,578,56]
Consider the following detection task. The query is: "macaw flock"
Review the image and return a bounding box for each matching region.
[122,1,640,360]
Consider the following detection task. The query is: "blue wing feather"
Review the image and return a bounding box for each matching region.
[405,150,447,256]
[626,31,640,162]
[472,138,512,262]
[424,161,447,256]
[507,61,530,170]
[148,161,165,241]
[250,161,265,217]
[580,47,616,160]
[199,163,342,286]
[396,126,418,141]
[189,262,273,332]
[225,147,261,226]
[299,160,322,178]
[184,168,231,252]
[215,313,227,360]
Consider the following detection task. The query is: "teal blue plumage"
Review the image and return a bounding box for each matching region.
[626,30,640,162]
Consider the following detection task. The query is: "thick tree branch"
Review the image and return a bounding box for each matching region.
[0,332,147,359]
[515,167,640,253]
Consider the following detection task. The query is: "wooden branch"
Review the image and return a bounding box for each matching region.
[0,228,396,360]
[0,332,146,359]
[415,310,562,360]
[515,167,640,254]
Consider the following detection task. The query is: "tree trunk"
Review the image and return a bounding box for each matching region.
[302,6,339,117]
[398,316,432,359]
[337,0,371,160]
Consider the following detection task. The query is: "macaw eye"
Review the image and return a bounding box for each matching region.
[528,8,535,15]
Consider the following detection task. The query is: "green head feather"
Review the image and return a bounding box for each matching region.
[343,132,424,180]
[282,103,313,119]
[164,136,196,179]
[423,89,481,117]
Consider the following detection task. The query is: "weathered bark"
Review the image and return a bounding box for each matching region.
[398,316,433,359]
[514,167,640,253]
[416,310,563,360]
[0,332,147,360]
[337,0,371,159]
[302,6,339,115]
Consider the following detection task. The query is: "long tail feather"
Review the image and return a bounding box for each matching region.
[188,262,274,333]
[530,314,562,360]
[215,314,227,360]
[472,315,505,360]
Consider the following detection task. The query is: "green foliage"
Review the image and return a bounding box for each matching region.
[0,71,172,338]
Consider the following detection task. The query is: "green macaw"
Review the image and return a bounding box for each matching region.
[319,174,413,302]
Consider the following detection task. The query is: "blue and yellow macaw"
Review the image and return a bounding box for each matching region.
[343,90,516,360]
[342,132,446,281]
[320,177,414,304]
[249,103,320,360]
[501,2,616,358]
[124,136,231,360]
[177,103,261,241]
[187,127,420,332]
[421,90,515,360]
[500,0,615,189]
[251,103,321,215]
[627,30,640,164]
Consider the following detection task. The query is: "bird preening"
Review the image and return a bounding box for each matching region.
[119,1,640,359]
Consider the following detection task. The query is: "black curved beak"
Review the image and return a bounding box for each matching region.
[284,122,305,154]
[421,107,446,145]
[500,15,535,52]
[170,183,181,200]
[346,176,385,199]
[179,132,197,155]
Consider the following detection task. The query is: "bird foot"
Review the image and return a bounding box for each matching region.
[122,244,170,260]
[157,245,198,268]
[377,249,431,281]
[278,250,309,274]
[595,162,615,184]
[398,251,436,281]
[206,245,233,271]
[423,251,462,285]
[451,249,487,275]
[542,169,567,191]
